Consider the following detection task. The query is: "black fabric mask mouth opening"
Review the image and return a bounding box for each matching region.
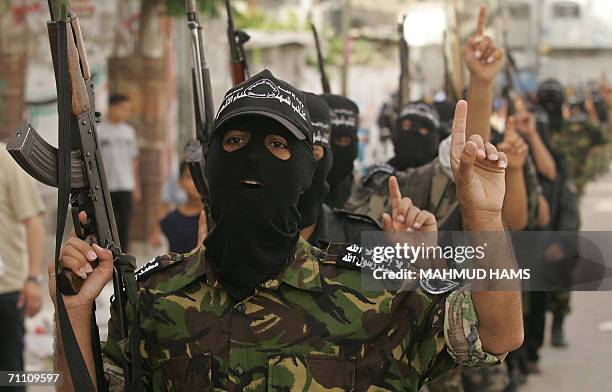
[204,115,315,300]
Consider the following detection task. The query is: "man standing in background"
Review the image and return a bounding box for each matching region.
[0,142,45,391]
[98,94,141,252]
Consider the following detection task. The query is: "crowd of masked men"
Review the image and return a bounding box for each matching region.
[44,5,612,392]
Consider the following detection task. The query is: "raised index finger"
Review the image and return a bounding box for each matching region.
[388,176,402,211]
[476,6,487,37]
[451,100,468,156]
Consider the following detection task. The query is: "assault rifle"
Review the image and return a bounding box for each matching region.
[398,14,410,108]
[6,1,140,390]
[185,0,214,215]
[225,0,250,85]
[311,22,331,94]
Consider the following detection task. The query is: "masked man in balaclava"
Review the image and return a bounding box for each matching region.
[388,102,442,171]
[320,94,360,209]
[51,70,522,392]
[299,93,431,248]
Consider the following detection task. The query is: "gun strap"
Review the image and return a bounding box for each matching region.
[114,254,143,391]
[55,20,97,391]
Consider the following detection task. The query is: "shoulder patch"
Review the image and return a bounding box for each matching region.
[317,242,364,271]
[135,252,187,282]
[362,163,395,186]
[333,208,381,229]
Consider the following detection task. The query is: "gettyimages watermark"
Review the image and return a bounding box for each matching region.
[325,231,612,292]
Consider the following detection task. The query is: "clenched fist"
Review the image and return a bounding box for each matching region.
[49,211,114,311]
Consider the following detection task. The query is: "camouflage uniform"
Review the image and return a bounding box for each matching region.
[347,155,538,392]
[546,118,608,317]
[345,156,542,232]
[345,160,460,231]
[550,118,608,198]
[103,238,504,391]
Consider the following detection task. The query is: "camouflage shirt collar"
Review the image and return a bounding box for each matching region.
[198,237,323,293]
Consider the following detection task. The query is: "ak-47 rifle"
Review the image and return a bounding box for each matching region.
[186,0,214,216]
[6,1,140,391]
[398,14,410,108]
[225,0,250,85]
[311,22,331,94]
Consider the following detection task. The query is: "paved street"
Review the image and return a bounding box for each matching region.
[520,168,612,392]
[25,169,612,391]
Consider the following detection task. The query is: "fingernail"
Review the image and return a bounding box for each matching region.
[414,222,422,229]
[87,251,97,261]
[475,50,482,59]
[84,263,93,274]
[478,150,486,159]
[490,153,499,160]
[499,161,507,169]
[466,143,477,155]
[487,56,494,64]
[398,215,405,223]
[78,268,87,280]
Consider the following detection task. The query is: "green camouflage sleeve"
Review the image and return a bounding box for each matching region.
[524,156,543,230]
[443,285,507,367]
[102,301,128,392]
[102,290,152,391]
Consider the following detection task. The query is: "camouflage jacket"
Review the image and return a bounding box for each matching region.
[551,119,609,197]
[524,155,544,230]
[345,156,542,232]
[345,161,460,231]
[102,238,503,392]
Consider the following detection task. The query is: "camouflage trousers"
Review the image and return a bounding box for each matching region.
[547,291,571,316]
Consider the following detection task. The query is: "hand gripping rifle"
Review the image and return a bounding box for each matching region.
[225,0,250,85]
[311,22,331,94]
[185,0,214,219]
[6,1,141,390]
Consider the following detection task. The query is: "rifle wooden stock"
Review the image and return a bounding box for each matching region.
[231,62,246,85]
[48,19,90,116]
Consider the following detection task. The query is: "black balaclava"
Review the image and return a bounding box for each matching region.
[203,69,316,300]
[537,79,565,133]
[389,102,441,170]
[204,116,315,300]
[298,93,333,228]
[320,94,359,209]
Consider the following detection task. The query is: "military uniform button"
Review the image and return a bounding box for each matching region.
[173,254,183,262]
[236,303,246,313]
[234,366,244,377]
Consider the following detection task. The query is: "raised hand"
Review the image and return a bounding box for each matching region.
[463,6,505,84]
[382,176,437,234]
[48,211,114,311]
[192,211,208,253]
[600,72,612,108]
[515,109,537,138]
[451,100,507,214]
[498,117,529,170]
